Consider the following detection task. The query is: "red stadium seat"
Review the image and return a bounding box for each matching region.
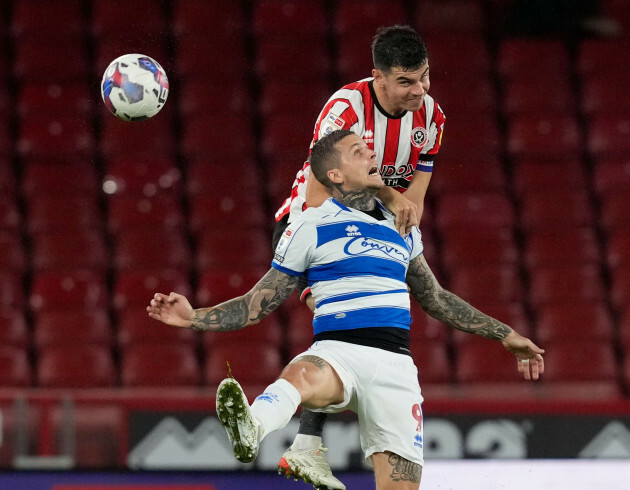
[91,0,166,40]
[26,195,102,234]
[542,341,618,382]
[255,41,332,82]
[37,345,116,388]
[430,159,506,195]
[611,265,630,312]
[99,116,175,159]
[513,158,587,196]
[121,344,201,387]
[113,269,192,312]
[593,156,630,195]
[0,272,25,309]
[436,192,515,232]
[455,337,526,383]
[587,114,630,157]
[117,308,197,348]
[335,37,374,82]
[437,114,500,154]
[11,1,85,40]
[253,0,328,41]
[577,39,630,76]
[409,302,451,343]
[178,80,250,119]
[17,115,95,159]
[441,228,519,271]
[196,229,271,270]
[261,114,314,164]
[523,228,602,269]
[411,341,452,384]
[600,192,630,232]
[497,39,570,81]
[188,193,266,234]
[502,78,573,116]
[528,265,606,308]
[197,267,269,306]
[13,41,88,82]
[259,81,330,119]
[33,310,112,350]
[0,195,20,233]
[519,189,595,231]
[449,264,525,304]
[0,231,27,275]
[186,159,261,196]
[17,82,91,118]
[582,73,630,115]
[507,114,580,158]
[0,310,29,349]
[334,0,407,42]
[0,159,16,196]
[22,160,99,198]
[113,230,192,272]
[31,231,109,273]
[174,34,247,81]
[29,270,108,314]
[107,194,185,236]
[606,231,630,270]
[429,78,495,113]
[173,0,246,38]
[0,347,32,387]
[423,36,492,79]
[536,303,614,344]
[205,342,282,387]
[417,0,484,35]
[202,316,283,352]
[180,115,254,160]
[104,156,182,197]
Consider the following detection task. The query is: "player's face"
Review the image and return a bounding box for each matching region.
[335,134,383,192]
[374,63,430,114]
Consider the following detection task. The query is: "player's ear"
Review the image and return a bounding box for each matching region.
[372,68,384,86]
[328,168,343,185]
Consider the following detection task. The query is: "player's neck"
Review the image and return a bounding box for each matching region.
[372,83,404,117]
[332,186,377,212]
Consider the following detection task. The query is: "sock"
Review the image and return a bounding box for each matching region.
[298,410,328,437]
[291,433,322,451]
[251,378,302,442]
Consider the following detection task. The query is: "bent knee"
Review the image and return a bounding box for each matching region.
[280,356,343,407]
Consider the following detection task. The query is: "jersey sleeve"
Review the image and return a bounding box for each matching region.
[271,218,316,276]
[407,226,424,261]
[417,100,446,173]
[312,98,361,144]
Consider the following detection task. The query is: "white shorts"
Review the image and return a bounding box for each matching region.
[291,340,425,466]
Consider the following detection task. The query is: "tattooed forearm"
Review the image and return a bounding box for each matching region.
[387,453,422,483]
[190,268,299,332]
[331,184,377,211]
[406,256,513,340]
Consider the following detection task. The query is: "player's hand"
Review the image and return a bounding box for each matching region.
[501,331,545,380]
[391,196,419,236]
[147,292,195,329]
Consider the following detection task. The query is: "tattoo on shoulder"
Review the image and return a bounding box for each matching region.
[387,453,422,483]
[293,355,329,370]
[406,256,512,341]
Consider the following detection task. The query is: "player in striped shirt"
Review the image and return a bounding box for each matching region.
[274,25,445,236]
[148,131,544,490]
[272,25,445,489]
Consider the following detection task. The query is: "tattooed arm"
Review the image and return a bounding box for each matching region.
[406,254,512,340]
[147,268,299,332]
[406,254,545,379]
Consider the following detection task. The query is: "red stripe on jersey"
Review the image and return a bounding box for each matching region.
[428,99,446,156]
[383,117,401,165]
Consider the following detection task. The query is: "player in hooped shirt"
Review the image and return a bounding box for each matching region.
[272,26,446,490]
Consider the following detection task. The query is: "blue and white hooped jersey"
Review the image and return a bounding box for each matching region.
[272,198,423,335]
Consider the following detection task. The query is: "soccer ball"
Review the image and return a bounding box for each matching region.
[101,53,169,121]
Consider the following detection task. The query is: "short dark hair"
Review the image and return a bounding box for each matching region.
[372,25,428,73]
[310,130,355,190]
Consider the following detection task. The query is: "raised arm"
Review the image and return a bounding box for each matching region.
[406,254,544,379]
[147,268,299,332]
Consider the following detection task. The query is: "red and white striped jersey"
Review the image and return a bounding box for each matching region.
[275,78,446,222]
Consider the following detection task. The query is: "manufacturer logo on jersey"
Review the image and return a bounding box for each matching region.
[362,129,374,144]
[345,225,361,236]
[410,126,428,149]
[413,433,423,448]
[321,113,345,136]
